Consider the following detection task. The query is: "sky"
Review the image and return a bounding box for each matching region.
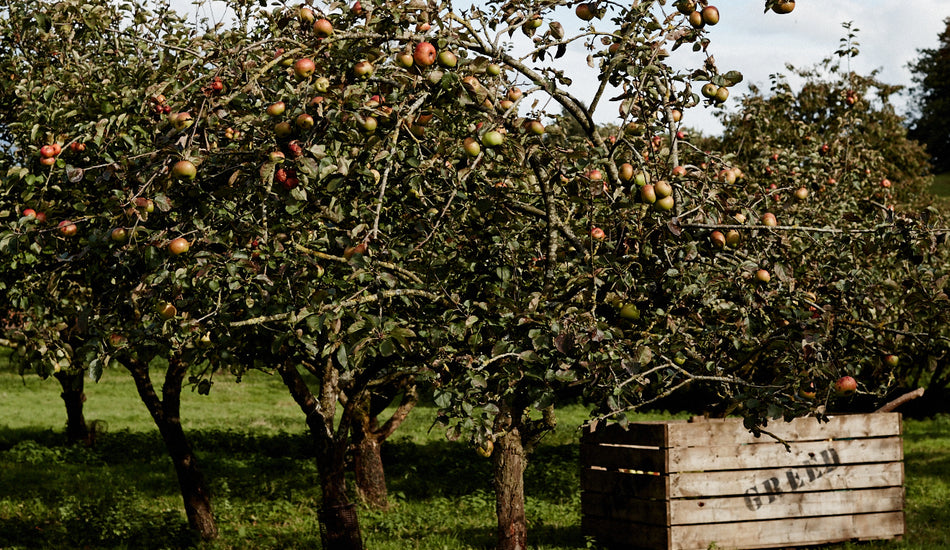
[170,0,950,136]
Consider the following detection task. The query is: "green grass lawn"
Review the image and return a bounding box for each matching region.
[1,366,948,549]
[932,172,950,197]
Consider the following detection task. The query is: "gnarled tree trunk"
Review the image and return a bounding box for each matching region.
[122,355,218,541]
[54,370,90,444]
[350,379,418,510]
[492,423,528,550]
[279,358,363,550]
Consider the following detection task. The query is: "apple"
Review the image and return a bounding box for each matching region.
[293,58,316,79]
[416,22,431,32]
[761,212,777,227]
[688,10,704,28]
[22,208,37,218]
[701,5,719,25]
[343,241,368,260]
[170,111,193,130]
[619,303,640,321]
[794,186,809,200]
[110,227,128,242]
[633,171,649,187]
[586,169,604,182]
[653,178,673,197]
[619,163,635,183]
[360,115,378,133]
[714,86,729,103]
[476,440,494,458]
[40,144,57,158]
[506,87,523,102]
[108,333,127,348]
[168,237,190,255]
[498,99,515,111]
[481,130,504,147]
[771,0,795,14]
[296,113,315,130]
[710,230,726,248]
[755,269,771,283]
[69,141,85,153]
[39,156,56,166]
[655,195,674,211]
[274,121,294,139]
[881,178,892,188]
[590,226,606,241]
[210,78,224,93]
[414,42,437,67]
[58,220,78,237]
[437,50,458,68]
[298,6,315,24]
[266,101,286,117]
[157,301,178,320]
[834,375,857,397]
[798,381,816,399]
[670,108,682,122]
[671,165,687,178]
[486,63,502,76]
[526,120,545,135]
[575,2,596,21]
[884,354,899,368]
[463,137,481,157]
[353,60,373,78]
[701,83,719,99]
[818,143,830,155]
[313,18,333,38]
[395,52,414,68]
[676,0,697,15]
[717,168,736,185]
[639,184,657,204]
[725,229,741,247]
[171,160,197,181]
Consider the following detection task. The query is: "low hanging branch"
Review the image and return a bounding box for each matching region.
[229,288,442,327]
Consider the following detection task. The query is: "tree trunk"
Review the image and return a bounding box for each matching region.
[492,424,528,550]
[123,356,218,541]
[54,370,90,444]
[350,382,417,510]
[352,430,388,509]
[278,360,364,550]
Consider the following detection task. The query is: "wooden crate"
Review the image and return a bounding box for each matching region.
[580,413,904,550]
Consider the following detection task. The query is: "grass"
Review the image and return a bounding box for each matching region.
[1,366,949,549]
[931,172,950,197]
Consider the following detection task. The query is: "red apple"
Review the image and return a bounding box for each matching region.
[575,2,595,21]
[710,230,726,248]
[313,18,333,38]
[761,212,777,227]
[884,354,899,368]
[266,101,286,117]
[755,269,771,283]
[294,58,316,79]
[701,5,719,25]
[834,375,857,396]
[296,113,315,130]
[58,220,78,237]
[414,42,437,67]
[168,237,190,255]
[353,60,373,78]
[171,160,197,181]
[463,137,481,157]
[590,227,606,241]
[110,227,128,242]
[771,0,795,14]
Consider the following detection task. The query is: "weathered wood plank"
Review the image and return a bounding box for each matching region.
[669,486,904,524]
[581,467,668,499]
[581,442,668,473]
[581,490,669,526]
[664,413,902,447]
[669,461,903,498]
[582,421,670,447]
[667,435,903,472]
[671,511,905,550]
[581,516,671,550]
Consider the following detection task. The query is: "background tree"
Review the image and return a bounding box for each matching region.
[908,16,950,173]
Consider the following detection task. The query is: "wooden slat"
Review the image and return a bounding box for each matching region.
[667,435,903,472]
[664,413,902,447]
[581,442,668,473]
[669,461,903,498]
[581,516,671,550]
[581,491,669,526]
[581,467,668,499]
[670,511,905,550]
[668,486,904,525]
[582,421,670,447]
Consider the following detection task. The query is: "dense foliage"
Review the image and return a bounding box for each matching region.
[908,16,950,173]
[2,1,946,548]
